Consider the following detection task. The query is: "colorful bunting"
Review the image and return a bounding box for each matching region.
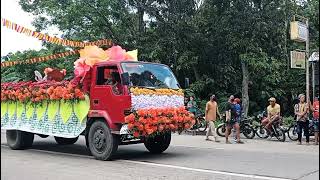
[1,18,113,47]
[1,50,79,68]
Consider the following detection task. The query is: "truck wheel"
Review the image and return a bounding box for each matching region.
[54,136,79,145]
[6,130,34,150]
[144,132,171,154]
[88,120,119,160]
[38,134,49,138]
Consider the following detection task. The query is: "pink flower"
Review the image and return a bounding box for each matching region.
[74,58,90,78]
[106,46,126,61]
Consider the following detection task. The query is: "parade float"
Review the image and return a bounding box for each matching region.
[1,18,195,160]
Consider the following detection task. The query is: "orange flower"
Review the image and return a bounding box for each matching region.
[128,123,134,130]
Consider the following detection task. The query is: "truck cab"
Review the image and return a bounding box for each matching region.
[83,61,181,160]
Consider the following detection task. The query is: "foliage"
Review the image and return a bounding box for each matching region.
[1,0,318,117]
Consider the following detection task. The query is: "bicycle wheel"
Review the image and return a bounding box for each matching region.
[255,125,269,139]
[287,124,298,141]
[216,123,226,137]
[242,124,255,139]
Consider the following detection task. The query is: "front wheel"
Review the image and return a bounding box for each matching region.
[287,124,298,141]
[88,120,119,160]
[242,124,255,139]
[144,132,171,154]
[255,126,269,139]
[197,117,207,132]
[216,123,226,137]
[6,130,34,150]
[54,136,79,145]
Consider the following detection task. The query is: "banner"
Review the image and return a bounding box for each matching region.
[1,18,113,47]
[1,50,79,68]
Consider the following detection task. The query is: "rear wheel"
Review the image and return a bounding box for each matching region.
[6,130,34,150]
[54,136,79,145]
[242,124,255,139]
[144,132,171,154]
[275,127,286,142]
[88,120,119,160]
[216,123,226,137]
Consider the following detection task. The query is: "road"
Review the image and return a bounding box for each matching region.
[1,130,319,180]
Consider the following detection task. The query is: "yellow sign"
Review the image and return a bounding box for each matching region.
[290,51,305,69]
[290,21,308,42]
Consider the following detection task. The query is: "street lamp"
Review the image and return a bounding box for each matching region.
[309,52,319,101]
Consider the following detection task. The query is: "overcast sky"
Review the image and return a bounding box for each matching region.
[1,0,61,56]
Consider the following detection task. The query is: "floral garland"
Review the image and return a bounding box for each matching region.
[130,87,184,110]
[130,87,184,96]
[125,107,195,137]
[1,80,85,103]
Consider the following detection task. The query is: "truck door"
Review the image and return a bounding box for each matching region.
[90,65,131,124]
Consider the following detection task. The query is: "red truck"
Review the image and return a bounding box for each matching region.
[5,60,184,160]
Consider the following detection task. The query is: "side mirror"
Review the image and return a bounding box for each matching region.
[184,78,190,88]
[121,72,130,85]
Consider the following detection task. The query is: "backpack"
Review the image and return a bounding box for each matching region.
[235,104,241,117]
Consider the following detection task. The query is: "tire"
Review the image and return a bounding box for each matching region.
[275,127,286,142]
[287,124,298,141]
[54,136,79,145]
[216,123,226,137]
[197,117,207,132]
[255,126,269,139]
[144,132,171,154]
[242,124,255,139]
[88,120,119,161]
[6,130,34,150]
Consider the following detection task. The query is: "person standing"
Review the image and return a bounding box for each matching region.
[309,96,319,145]
[205,95,221,142]
[295,94,309,145]
[225,96,243,144]
[187,96,197,114]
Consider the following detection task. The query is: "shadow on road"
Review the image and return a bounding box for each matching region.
[2,141,185,161]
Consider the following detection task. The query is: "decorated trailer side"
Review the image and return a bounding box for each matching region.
[1,46,195,160]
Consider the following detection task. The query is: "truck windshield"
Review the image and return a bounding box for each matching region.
[121,62,180,89]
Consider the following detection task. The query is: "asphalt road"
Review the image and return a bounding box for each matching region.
[1,130,319,180]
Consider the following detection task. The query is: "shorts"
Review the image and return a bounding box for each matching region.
[313,118,319,132]
[227,118,239,127]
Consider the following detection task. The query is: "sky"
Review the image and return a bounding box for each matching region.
[1,0,60,56]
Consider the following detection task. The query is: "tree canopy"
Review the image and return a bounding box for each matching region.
[1,0,319,116]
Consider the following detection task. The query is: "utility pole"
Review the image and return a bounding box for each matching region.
[306,19,310,104]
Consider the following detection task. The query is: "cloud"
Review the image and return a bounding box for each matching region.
[0,0,61,56]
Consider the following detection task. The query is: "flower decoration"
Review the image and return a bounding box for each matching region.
[1,80,86,103]
[125,107,195,137]
[74,58,91,78]
[79,46,109,66]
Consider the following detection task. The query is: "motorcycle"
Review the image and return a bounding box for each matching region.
[287,119,315,141]
[252,111,269,139]
[216,115,255,139]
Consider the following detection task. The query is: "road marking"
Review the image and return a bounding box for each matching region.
[1,144,292,180]
[120,160,293,180]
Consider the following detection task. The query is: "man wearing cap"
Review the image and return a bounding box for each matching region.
[295,94,309,145]
[265,97,281,131]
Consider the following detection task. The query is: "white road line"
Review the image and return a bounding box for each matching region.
[120,160,293,180]
[1,144,292,180]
